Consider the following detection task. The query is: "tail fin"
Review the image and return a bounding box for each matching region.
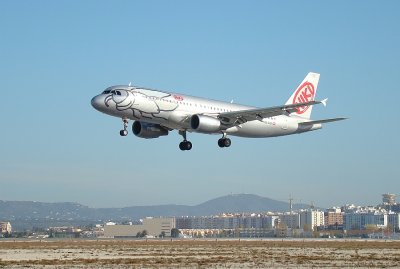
[285,72,320,119]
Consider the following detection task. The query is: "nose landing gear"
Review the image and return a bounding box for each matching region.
[178,130,192,151]
[120,118,129,136]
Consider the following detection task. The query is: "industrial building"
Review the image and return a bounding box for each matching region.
[104,217,175,238]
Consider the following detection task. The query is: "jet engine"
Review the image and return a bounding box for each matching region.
[132,121,169,139]
[190,114,221,133]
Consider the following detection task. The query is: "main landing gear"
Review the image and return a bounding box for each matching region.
[218,133,231,148]
[179,130,192,151]
[178,131,231,150]
[119,118,129,136]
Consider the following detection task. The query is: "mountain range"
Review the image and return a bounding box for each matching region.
[0,194,311,231]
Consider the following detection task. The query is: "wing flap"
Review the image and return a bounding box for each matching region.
[218,100,322,125]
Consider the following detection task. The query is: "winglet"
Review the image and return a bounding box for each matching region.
[321,98,328,107]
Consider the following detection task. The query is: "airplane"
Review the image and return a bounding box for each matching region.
[91,72,346,150]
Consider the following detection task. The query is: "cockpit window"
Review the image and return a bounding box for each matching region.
[103,89,124,95]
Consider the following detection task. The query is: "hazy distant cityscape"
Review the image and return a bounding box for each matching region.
[1,193,399,240]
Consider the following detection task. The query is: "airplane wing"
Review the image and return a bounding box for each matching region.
[218,100,323,126]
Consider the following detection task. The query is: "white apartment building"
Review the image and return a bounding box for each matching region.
[0,222,12,234]
[299,210,325,231]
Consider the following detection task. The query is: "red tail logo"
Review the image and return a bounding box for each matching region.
[292,82,315,114]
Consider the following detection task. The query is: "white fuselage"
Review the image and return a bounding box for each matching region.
[91,85,321,138]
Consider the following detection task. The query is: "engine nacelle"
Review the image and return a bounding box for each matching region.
[132,121,168,139]
[190,114,221,133]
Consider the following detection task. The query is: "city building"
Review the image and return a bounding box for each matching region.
[0,222,12,235]
[279,213,300,229]
[48,226,82,238]
[382,194,396,205]
[381,194,400,213]
[175,214,284,238]
[324,207,344,229]
[237,228,275,238]
[104,217,175,238]
[344,211,387,230]
[264,215,280,229]
[176,214,279,230]
[388,213,400,231]
[299,210,325,231]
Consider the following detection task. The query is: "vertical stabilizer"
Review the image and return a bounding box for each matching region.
[285,72,320,119]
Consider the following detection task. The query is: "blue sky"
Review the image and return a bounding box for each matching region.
[1,1,399,208]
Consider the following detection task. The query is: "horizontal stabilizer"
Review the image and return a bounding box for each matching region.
[298,117,347,126]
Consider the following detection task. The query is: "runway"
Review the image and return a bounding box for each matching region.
[1,239,399,268]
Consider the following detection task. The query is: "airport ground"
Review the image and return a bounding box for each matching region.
[0,238,399,268]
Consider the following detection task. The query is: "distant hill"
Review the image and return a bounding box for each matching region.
[0,194,311,231]
[195,194,302,215]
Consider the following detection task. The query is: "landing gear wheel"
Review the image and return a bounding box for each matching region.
[179,141,192,151]
[178,130,192,151]
[218,138,225,148]
[223,138,231,147]
[185,141,192,150]
[120,130,128,136]
[218,138,231,148]
[179,142,185,151]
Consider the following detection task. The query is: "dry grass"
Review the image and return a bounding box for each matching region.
[0,239,399,268]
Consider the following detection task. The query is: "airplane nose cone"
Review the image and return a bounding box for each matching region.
[91,96,103,111]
